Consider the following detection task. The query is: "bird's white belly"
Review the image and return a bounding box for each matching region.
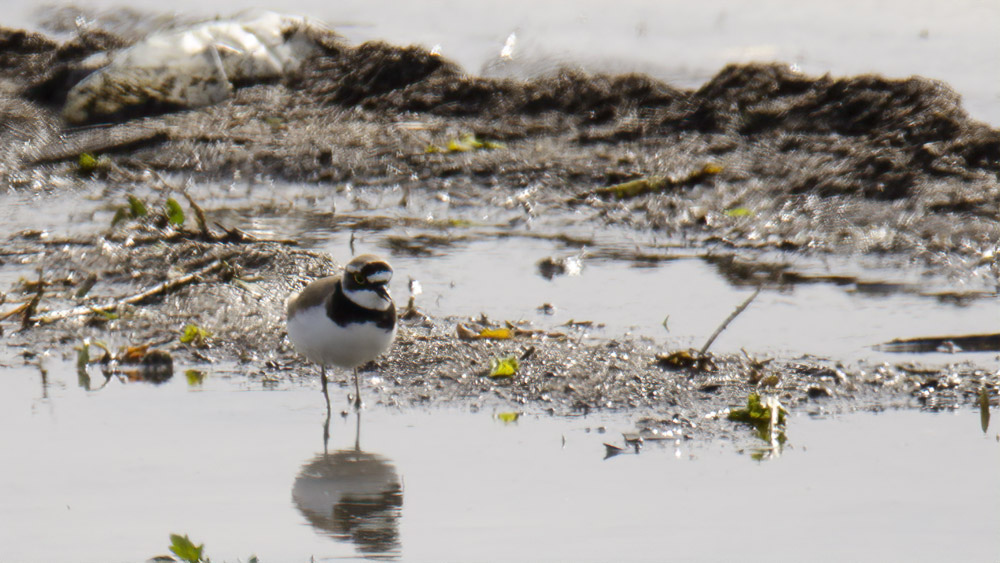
[287,306,396,368]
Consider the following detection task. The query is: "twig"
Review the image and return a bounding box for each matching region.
[18,271,46,330]
[0,301,31,322]
[35,259,228,324]
[182,191,210,239]
[21,283,44,330]
[698,287,760,357]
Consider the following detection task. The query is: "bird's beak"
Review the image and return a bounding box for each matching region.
[374,284,391,300]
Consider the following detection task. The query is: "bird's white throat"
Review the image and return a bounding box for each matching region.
[344,286,392,310]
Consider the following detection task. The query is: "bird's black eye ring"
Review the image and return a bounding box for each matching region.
[354,272,365,285]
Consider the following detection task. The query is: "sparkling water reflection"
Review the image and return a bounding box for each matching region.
[293,412,403,559]
[1,358,997,562]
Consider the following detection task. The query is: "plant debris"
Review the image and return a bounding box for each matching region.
[496,412,519,423]
[168,533,206,563]
[574,163,722,201]
[874,333,1000,353]
[488,355,519,378]
[179,323,212,347]
[728,393,787,442]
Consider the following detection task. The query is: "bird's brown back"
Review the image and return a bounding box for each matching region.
[286,276,340,319]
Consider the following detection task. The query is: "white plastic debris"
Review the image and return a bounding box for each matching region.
[63,12,325,124]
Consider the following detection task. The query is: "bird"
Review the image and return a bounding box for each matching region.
[286,254,397,409]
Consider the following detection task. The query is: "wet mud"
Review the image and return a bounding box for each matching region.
[1,13,998,427]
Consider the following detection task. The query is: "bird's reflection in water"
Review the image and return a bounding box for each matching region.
[292,410,403,559]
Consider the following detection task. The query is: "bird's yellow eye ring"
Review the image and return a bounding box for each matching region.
[354,273,365,285]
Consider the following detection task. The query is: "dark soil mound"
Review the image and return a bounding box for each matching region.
[298,40,689,124]
[291,41,1000,198]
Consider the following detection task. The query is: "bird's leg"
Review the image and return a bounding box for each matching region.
[322,401,331,455]
[321,365,330,411]
[352,366,362,409]
[321,365,331,453]
[353,409,361,452]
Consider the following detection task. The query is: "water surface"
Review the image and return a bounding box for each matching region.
[1,357,996,562]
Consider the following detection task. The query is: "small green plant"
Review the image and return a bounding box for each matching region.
[724,206,753,217]
[165,197,186,226]
[488,354,519,378]
[728,392,787,444]
[497,412,519,423]
[180,324,212,347]
[111,194,150,227]
[185,369,206,386]
[78,152,97,172]
[128,194,148,218]
[78,152,111,175]
[169,534,206,563]
[426,133,505,153]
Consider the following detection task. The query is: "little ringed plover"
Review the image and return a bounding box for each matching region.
[286,254,397,408]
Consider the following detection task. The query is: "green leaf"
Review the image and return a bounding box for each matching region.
[89,307,119,321]
[165,198,185,226]
[497,412,519,423]
[728,393,786,427]
[78,153,98,173]
[111,207,130,228]
[127,194,148,218]
[447,138,474,152]
[431,133,505,154]
[168,534,204,563]
[185,369,206,386]
[728,393,787,444]
[479,139,506,150]
[724,207,753,217]
[180,324,212,347]
[488,355,519,378]
[597,176,669,200]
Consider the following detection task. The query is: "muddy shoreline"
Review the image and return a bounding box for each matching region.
[1,16,998,429]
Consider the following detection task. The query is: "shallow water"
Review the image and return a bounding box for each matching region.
[378,237,1000,365]
[1,356,997,562]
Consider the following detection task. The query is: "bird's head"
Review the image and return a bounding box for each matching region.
[342,254,393,310]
